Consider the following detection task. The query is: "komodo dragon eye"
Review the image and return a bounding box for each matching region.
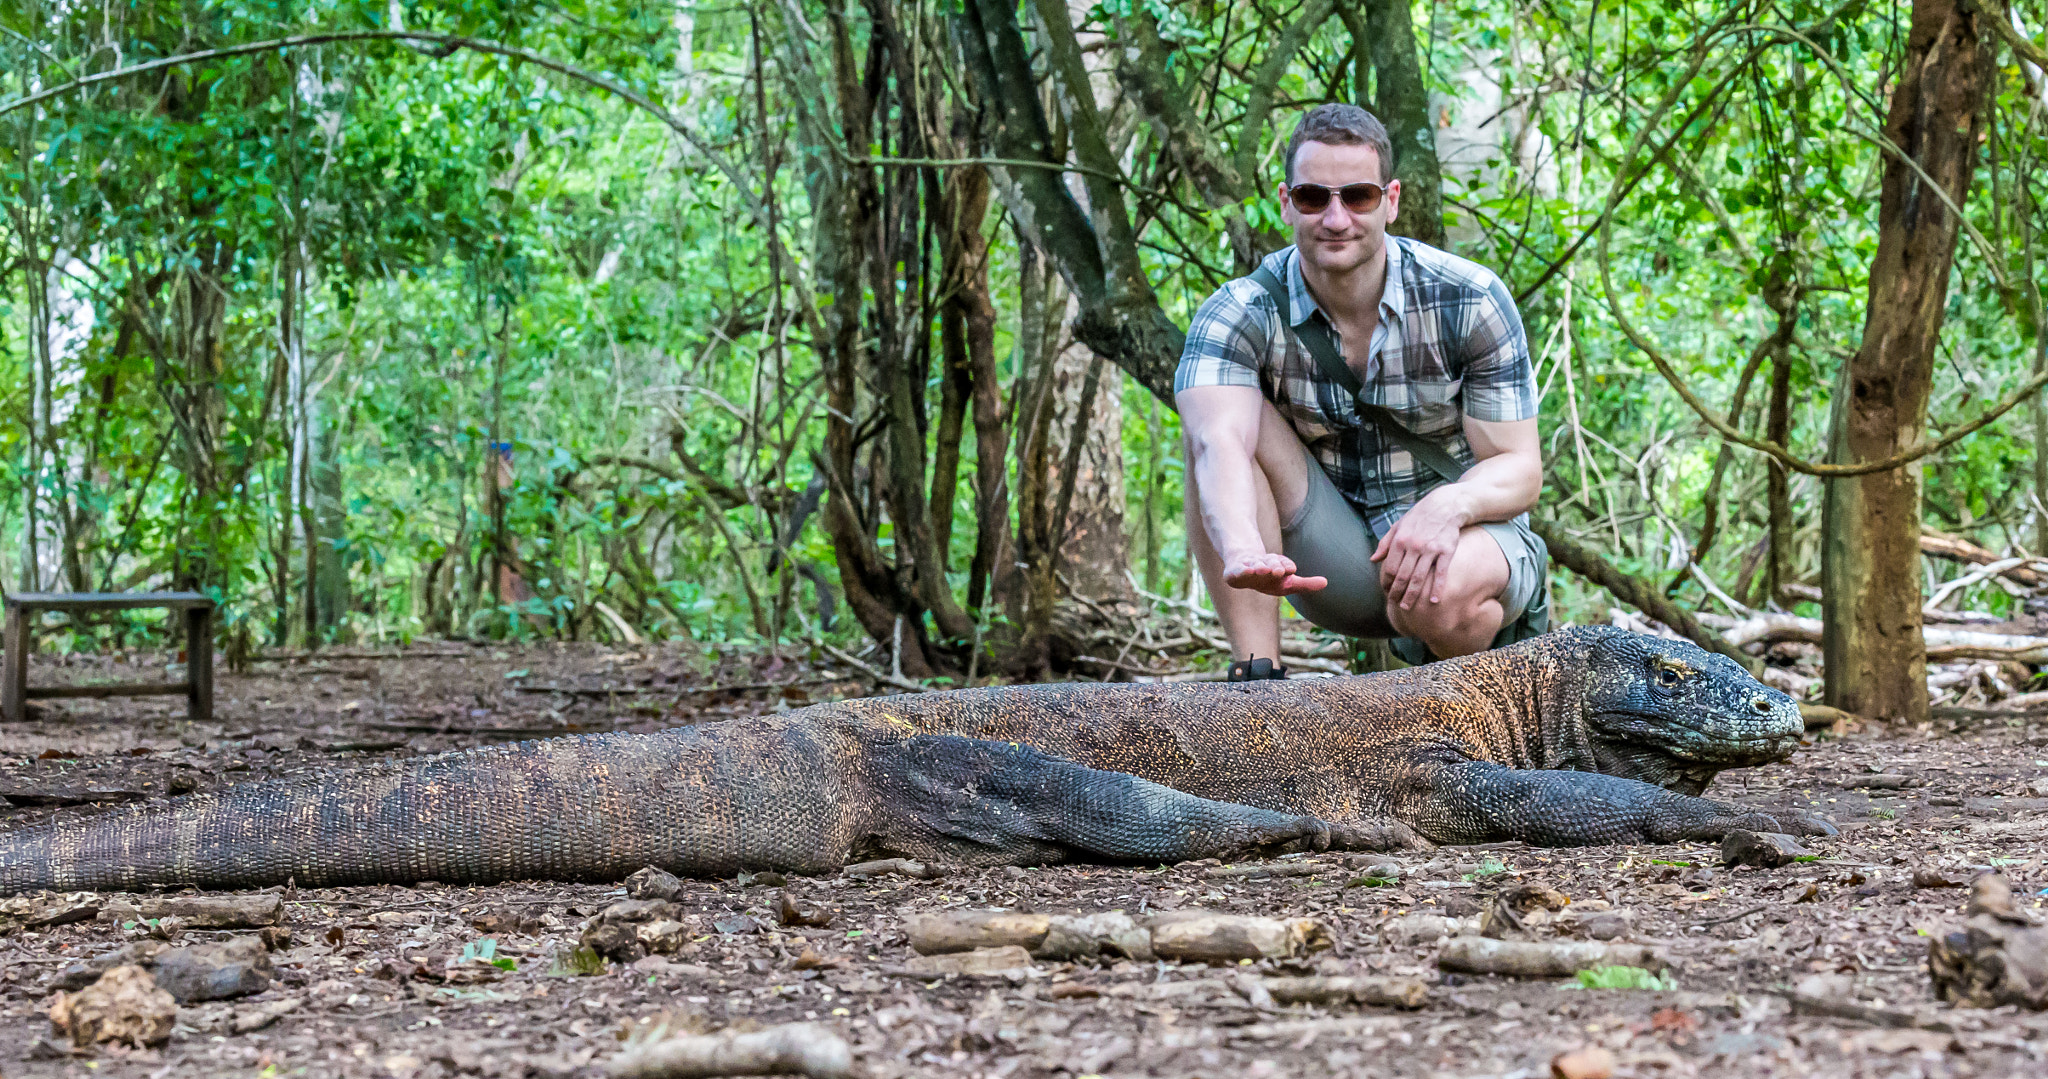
[1655,665,1684,688]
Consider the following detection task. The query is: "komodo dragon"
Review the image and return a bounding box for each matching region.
[0,627,1834,894]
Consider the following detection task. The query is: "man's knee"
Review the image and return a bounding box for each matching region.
[1385,528,1512,652]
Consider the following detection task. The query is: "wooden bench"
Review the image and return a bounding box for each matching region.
[2,592,215,723]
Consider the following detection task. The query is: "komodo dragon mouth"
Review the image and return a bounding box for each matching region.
[1578,631,1805,776]
[0,626,1835,894]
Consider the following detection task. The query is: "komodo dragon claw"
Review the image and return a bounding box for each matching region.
[1722,806,1840,839]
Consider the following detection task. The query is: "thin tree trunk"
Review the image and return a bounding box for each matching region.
[1766,335,1796,604]
[1355,0,1444,247]
[1821,0,1987,724]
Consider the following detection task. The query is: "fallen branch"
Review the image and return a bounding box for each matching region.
[1437,936,1667,978]
[905,909,1331,964]
[1701,612,2048,664]
[608,1020,854,1079]
[1920,531,2047,586]
[1925,557,2043,610]
[811,639,926,693]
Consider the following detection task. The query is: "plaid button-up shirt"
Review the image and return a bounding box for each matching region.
[1175,238,1536,535]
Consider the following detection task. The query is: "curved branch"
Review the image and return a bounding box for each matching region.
[1598,218,2048,475]
[1231,0,1338,191]
[1591,21,2045,477]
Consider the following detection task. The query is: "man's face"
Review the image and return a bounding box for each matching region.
[1278,141,1401,277]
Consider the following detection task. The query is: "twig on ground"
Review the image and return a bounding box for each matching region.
[814,639,926,693]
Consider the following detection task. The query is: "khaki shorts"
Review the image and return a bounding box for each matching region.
[1279,446,1547,643]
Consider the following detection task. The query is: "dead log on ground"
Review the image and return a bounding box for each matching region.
[1701,612,2048,664]
[1921,531,2047,586]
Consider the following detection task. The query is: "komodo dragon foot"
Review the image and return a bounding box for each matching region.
[1410,761,1840,847]
[1684,803,1840,841]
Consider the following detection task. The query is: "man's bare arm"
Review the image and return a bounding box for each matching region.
[1371,416,1541,608]
[1176,385,1326,596]
[1444,415,1543,523]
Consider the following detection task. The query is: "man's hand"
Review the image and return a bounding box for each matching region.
[1371,488,1471,610]
[1223,551,1328,597]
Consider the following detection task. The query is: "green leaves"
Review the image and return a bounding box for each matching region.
[1572,965,1675,991]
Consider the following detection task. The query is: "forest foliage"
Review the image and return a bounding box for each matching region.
[5,0,2048,699]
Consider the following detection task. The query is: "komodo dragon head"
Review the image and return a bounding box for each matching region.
[1569,627,1804,797]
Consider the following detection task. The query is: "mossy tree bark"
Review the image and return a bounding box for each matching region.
[1821,0,1988,724]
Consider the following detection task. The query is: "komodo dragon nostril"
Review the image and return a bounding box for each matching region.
[1751,696,1775,714]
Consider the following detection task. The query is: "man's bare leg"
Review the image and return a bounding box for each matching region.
[1184,398,1313,662]
[1383,526,1510,657]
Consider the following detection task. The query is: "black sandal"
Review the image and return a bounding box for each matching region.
[1225,656,1288,681]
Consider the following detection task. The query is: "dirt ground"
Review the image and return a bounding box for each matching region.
[3,641,2047,1078]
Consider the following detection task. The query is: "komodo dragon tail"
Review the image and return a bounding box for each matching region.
[0,722,863,892]
[0,711,1332,894]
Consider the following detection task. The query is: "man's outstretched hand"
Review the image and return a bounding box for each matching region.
[1223,552,1328,596]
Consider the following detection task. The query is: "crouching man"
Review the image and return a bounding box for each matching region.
[1176,104,1548,677]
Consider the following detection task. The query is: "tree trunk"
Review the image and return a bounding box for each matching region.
[1352,0,1444,247]
[307,405,349,638]
[1821,0,1987,724]
[1765,336,1795,604]
[1007,242,1068,676]
[1046,295,1131,600]
[169,248,230,591]
[953,0,1185,401]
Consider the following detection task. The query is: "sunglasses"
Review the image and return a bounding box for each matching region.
[1286,181,1387,215]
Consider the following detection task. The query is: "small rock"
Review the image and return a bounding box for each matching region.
[2030,777,2048,798]
[581,922,646,963]
[625,865,684,901]
[48,965,176,1049]
[1550,1046,1616,1079]
[1001,866,1029,879]
[1381,913,1461,946]
[600,899,677,924]
[1437,895,1481,918]
[1574,912,1631,942]
[151,935,275,1003]
[51,941,168,992]
[229,996,300,1034]
[1966,872,2034,924]
[712,914,760,935]
[1914,867,1967,889]
[904,946,1034,976]
[636,920,690,955]
[1794,972,1856,1000]
[469,912,541,936]
[778,892,833,929]
[1720,829,1812,869]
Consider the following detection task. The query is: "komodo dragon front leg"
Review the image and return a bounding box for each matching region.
[1395,758,1841,847]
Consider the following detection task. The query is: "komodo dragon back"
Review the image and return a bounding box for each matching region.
[0,628,1834,895]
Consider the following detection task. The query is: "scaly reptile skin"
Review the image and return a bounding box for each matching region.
[0,628,1834,893]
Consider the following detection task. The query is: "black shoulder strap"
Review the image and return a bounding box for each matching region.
[1246,262,1466,486]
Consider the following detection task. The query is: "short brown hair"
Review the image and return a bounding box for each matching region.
[1284,104,1394,184]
